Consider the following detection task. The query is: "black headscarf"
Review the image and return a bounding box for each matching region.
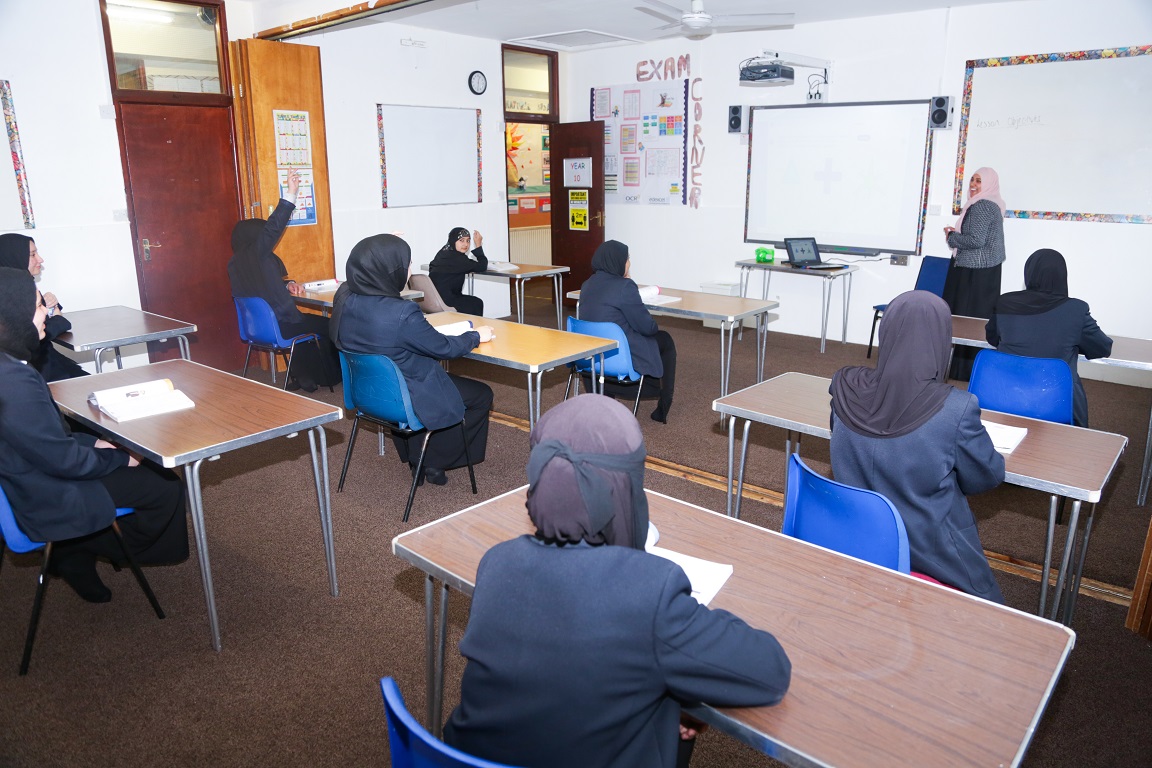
[0,267,40,360]
[331,234,412,339]
[830,290,953,438]
[0,233,33,271]
[439,227,471,253]
[994,248,1071,316]
[526,395,648,550]
[591,240,629,277]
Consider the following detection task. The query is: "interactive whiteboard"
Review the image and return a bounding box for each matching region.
[377,104,482,208]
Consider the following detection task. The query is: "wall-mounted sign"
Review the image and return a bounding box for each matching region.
[562,157,592,188]
[569,189,589,231]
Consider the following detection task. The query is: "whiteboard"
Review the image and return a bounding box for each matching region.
[377,104,482,208]
[744,101,931,255]
[958,48,1152,222]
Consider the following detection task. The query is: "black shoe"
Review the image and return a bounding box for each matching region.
[50,555,112,603]
[285,377,303,391]
[650,407,668,424]
[424,467,448,486]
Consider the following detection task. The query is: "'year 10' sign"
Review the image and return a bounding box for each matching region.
[562,158,592,188]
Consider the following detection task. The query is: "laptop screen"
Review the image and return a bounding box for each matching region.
[784,237,821,266]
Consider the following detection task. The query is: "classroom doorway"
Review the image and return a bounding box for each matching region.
[549,120,606,304]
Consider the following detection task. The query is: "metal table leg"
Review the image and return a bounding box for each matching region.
[184,456,223,651]
[423,576,451,737]
[306,426,339,596]
[731,419,752,520]
[719,320,736,397]
[840,272,853,344]
[93,346,109,373]
[1138,401,1152,506]
[1038,494,1060,617]
[1064,503,1097,625]
[554,274,564,330]
[756,311,769,383]
[818,279,831,354]
[1049,499,1083,623]
[433,580,449,738]
[176,334,192,360]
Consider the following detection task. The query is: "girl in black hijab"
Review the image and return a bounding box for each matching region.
[0,268,187,603]
[445,395,791,768]
[333,234,495,486]
[578,240,678,423]
[227,169,339,391]
[830,290,1005,602]
[428,226,487,315]
[986,248,1111,427]
[0,233,87,381]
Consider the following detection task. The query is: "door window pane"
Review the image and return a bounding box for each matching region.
[503,49,553,116]
[107,1,222,94]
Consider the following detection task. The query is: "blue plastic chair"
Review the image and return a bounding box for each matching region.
[379,677,519,768]
[233,296,321,389]
[968,349,1074,425]
[563,317,646,415]
[783,454,911,573]
[0,488,164,675]
[868,256,951,358]
[338,352,477,522]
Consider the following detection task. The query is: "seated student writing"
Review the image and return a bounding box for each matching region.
[444,395,791,768]
[428,227,487,316]
[830,290,1005,603]
[986,248,1112,428]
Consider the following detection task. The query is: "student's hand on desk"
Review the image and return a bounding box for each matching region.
[286,281,305,296]
[476,325,495,343]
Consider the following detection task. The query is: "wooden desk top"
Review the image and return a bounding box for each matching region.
[951,315,1152,372]
[294,287,421,310]
[393,486,1074,768]
[735,259,859,277]
[419,262,570,279]
[49,359,342,468]
[53,305,197,351]
[566,287,779,322]
[714,372,1129,502]
[427,312,616,373]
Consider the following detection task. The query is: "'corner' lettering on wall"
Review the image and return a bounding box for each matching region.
[635,54,701,208]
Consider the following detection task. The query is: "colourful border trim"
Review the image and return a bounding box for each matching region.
[1,80,35,229]
[377,104,388,208]
[475,109,483,203]
[954,45,1152,224]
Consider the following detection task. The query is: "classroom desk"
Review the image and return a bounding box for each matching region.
[392,485,1075,767]
[713,372,1128,625]
[566,287,779,399]
[293,287,422,317]
[736,260,857,353]
[426,311,616,431]
[52,305,196,372]
[49,359,342,652]
[951,314,1152,507]
[420,262,570,329]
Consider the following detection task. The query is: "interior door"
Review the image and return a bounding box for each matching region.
[120,103,245,369]
[549,120,605,305]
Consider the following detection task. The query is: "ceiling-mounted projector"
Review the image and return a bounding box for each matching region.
[739,62,795,86]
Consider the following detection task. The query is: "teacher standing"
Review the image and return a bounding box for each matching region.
[942,166,1006,380]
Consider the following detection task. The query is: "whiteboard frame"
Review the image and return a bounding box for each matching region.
[1,80,35,230]
[377,104,483,209]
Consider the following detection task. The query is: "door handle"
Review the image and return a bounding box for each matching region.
[593,211,604,226]
[142,238,162,261]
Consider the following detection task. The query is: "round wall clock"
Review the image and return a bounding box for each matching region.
[468,70,487,95]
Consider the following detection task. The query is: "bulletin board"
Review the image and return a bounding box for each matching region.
[1,80,34,230]
[956,45,1152,223]
[378,104,482,208]
[590,80,688,206]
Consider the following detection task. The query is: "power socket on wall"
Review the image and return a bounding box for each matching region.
[890,254,908,266]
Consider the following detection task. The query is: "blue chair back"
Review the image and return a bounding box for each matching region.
[914,256,951,297]
[783,455,911,573]
[340,351,424,431]
[379,677,519,768]
[566,317,642,383]
[234,296,293,347]
[969,349,1074,425]
[0,486,43,554]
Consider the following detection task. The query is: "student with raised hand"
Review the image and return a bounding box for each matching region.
[0,268,188,603]
[986,248,1112,427]
[0,232,87,381]
[331,234,494,487]
[428,226,487,316]
[444,395,791,768]
[830,290,1005,603]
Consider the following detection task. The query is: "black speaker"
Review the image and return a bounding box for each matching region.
[728,105,747,134]
[929,96,952,130]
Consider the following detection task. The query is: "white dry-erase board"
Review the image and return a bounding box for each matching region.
[377,104,482,208]
[956,46,1152,223]
[744,100,932,255]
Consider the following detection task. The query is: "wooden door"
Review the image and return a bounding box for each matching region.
[120,103,245,370]
[549,120,605,304]
[231,38,335,282]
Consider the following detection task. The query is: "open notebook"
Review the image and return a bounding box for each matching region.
[644,524,733,605]
[88,379,194,423]
[981,420,1028,454]
[637,285,681,306]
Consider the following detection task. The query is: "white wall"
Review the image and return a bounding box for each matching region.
[561,0,1152,376]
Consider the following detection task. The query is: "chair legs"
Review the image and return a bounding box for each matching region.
[242,344,255,379]
[459,420,478,495]
[404,433,434,523]
[337,415,363,492]
[867,310,882,358]
[111,520,165,621]
[631,375,645,416]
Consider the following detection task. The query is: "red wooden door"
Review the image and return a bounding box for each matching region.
[120,103,245,369]
[549,120,605,304]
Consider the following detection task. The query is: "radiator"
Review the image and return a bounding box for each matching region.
[509,226,551,266]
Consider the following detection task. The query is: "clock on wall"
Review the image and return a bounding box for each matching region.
[468,70,487,95]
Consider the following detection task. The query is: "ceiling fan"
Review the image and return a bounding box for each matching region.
[637,0,795,39]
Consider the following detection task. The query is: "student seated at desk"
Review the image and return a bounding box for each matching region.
[444,395,791,768]
[428,226,487,316]
[0,232,87,381]
[578,240,677,423]
[0,268,188,603]
[332,234,494,487]
[829,290,1006,603]
[986,248,1112,428]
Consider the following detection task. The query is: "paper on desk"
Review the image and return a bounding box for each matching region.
[981,420,1028,454]
[645,545,733,606]
[638,285,681,305]
[435,320,475,337]
[302,278,340,291]
[87,379,195,423]
[486,261,518,272]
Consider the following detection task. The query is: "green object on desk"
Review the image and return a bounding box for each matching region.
[755,247,775,264]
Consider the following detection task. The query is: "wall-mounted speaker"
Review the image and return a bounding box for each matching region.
[929,96,952,130]
[728,105,748,134]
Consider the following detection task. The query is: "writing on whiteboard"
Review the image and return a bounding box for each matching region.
[975,115,1045,129]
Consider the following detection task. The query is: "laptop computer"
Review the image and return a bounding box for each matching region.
[783,238,846,270]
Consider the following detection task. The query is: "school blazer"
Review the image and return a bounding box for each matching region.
[578,271,664,378]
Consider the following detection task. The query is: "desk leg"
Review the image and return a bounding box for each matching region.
[719,320,735,398]
[1064,503,1097,625]
[840,272,853,344]
[1039,495,1060,617]
[819,279,831,354]
[433,579,450,738]
[1139,401,1152,506]
[176,334,191,361]
[424,576,451,736]
[554,274,564,330]
[115,347,123,369]
[92,346,108,373]
[515,277,525,324]
[1049,500,1083,624]
[184,457,223,651]
[735,420,752,520]
[306,426,339,597]
[756,311,768,383]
